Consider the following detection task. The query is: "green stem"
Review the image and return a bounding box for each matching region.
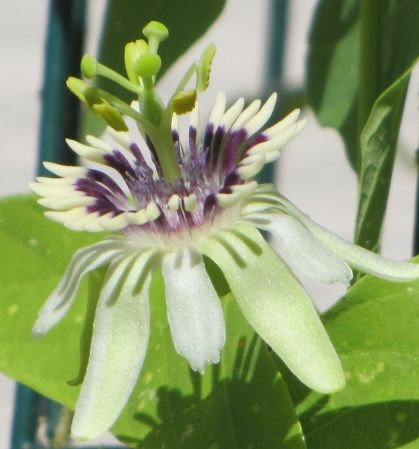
[96,88,155,129]
[148,125,181,181]
[357,0,381,171]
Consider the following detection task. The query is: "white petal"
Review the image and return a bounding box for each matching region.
[106,126,130,149]
[259,212,352,285]
[244,93,277,136]
[32,239,128,336]
[29,182,75,197]
[35,176,76,186]
[162,249,225,372]
[280,196,419,281]
[208,92,226,128]
[202,225,345,394]
[247,119,306,157]
[231,99,261,131]
[38,195,94,211]
[219,97,245,131]
[85,135,111,151]
[263,108,301,138]
[71,251,153,440]
[190,102,200,130]
[43,162,86,178]
[237,154,266,179]
[66,139,105,162]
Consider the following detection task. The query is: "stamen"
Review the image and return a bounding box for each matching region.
[124,39,148,85]
[81,55,140,94]
[196,43,216,91]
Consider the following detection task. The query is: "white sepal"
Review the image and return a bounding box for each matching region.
[162,248,226,373]
[202,225,346,394]
[258,212,352,285]
[279,195,419,282]
[71,251,154,440]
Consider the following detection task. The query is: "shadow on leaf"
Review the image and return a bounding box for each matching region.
[116,335,304,449]
[302,400,419,449]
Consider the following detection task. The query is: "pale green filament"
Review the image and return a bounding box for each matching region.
[81,55,140,94]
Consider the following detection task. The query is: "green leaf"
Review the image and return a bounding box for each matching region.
[0,195,98,404]
[279,267,419,449]
[0,195,305,449]
[307,0,419,252]
[354,59,418,250]
[306,0,359,167]
[83,0,226,136]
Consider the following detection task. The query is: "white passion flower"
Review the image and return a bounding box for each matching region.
[30,21,419,441]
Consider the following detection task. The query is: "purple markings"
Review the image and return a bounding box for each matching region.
[76,178,115,200]
[146,136,163,178]
[221,128,248,175]
[203,193,217,217]
[86,169,125,198]
[77,173,130,216]
[209,126,226,173]
[240,133,268,161]
[87,198,119,216]
[218,186,232,195]
[172,130,183,166]
[104,150,137,178]
[189,126,197,157]
[223,171,240,187]
[203,123,214,163]
[129,143,153,178]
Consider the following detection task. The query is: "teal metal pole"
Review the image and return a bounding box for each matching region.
[36,0,86,176]
[11,0,86,447]
[259,0,289,184]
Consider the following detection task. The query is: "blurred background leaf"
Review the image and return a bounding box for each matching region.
[307,0,419,252]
